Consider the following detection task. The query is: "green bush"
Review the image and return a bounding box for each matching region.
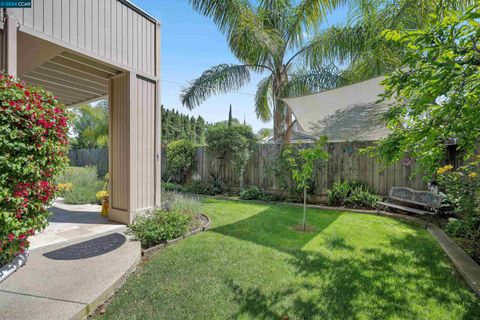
[205,122,256,188]
[445,219,473,239]
[129,210,191,248]
[56,166,104,204]
[438,159,480,243]
[328,181,381,209]
[185,180,224,196]
[166,139,196,183]
[162,182,185,193]
[129,192,202,248]
[240,186,273,202]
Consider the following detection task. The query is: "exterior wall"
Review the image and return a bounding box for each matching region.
[109,73,130,219]
[109,72,160,224]
[0,1,161,224]
[9,0,159,78]
[130,75,156,211]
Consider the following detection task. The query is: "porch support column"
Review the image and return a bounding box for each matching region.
[2,10,17,77]
[154,22,162,208]
[109,72,158,224]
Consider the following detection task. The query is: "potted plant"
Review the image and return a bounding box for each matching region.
[96,191,109,216]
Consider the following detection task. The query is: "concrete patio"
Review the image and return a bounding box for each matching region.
[30,199,125,250]
[0,203,142,320]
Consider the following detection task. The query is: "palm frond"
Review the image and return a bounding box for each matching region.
[286,0,347,48]
[289,24,375,68]
[283,65,344,98]
[189,0,281,60]
[255,76,273,121]
[181,64,252,110]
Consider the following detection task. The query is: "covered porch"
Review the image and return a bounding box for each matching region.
[0,1,162,224]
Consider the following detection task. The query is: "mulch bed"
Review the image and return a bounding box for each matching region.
[452,237,480,265]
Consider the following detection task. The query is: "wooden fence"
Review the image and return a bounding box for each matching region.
[68,148,109,177]
[71,142,430,201]
[191,142,427,201]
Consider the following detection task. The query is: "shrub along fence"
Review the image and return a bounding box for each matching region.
[70,142,431,201]
[192,142,428,201]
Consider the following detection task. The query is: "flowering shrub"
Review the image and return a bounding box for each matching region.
[0,75,69,265]
[57,183,73,194]
[438,158,480,243]
[96,190,109,202]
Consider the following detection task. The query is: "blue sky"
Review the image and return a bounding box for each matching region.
[132,0,349,132]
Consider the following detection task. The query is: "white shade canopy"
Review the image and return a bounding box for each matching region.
[282,76,392,142]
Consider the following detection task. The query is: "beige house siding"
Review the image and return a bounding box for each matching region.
[131,76,156,211]
[109,73,159,224]
[1,1,161,224]
[9,0,158,78]
[109,73,130,213]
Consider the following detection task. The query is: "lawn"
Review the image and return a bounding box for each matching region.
[99,199,479,319]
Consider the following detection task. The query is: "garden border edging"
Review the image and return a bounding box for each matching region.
[0,251,29,284]
[141,213,211,256]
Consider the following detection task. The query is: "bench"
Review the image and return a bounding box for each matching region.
[377,187,442,228]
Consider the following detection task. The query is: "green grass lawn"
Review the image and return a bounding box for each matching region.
[99,199,480,320]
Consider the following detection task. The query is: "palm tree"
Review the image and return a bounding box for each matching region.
[304,0,476,84]
[181,0,346,144]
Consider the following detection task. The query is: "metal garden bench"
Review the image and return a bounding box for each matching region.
[377,187,442,228]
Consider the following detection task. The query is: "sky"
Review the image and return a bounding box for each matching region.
[131,0,349,132]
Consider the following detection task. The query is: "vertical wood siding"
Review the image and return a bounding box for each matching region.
[131,76,156,210]
[10,0,157,77]
[110,74,129,211]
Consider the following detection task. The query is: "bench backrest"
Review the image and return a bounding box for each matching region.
[389,187,442,208]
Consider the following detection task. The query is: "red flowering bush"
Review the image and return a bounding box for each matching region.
[0,75,69,265]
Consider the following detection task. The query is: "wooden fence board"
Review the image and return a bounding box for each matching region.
[69,141,431,199]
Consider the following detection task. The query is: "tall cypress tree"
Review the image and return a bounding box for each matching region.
[228,104,233,128]
[161,106,208,144]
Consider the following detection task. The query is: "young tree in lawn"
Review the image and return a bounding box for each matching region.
[283,137,329,231]
[181,0,344,144]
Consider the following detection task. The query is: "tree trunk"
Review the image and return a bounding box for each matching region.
[303,187,307,231]
[284,108,292,144]
[273,105,283,143]
[272,66,289,144]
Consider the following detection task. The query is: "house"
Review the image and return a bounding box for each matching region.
[281,76,391,143]
[0,1,161,224]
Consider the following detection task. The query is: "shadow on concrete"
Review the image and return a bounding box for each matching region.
[43,233,126,260]
[48,206,117,226]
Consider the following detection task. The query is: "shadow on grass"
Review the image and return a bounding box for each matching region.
[211,204,341,254]
[212,205,480,319]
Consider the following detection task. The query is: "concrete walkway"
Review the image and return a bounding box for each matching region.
[0,203,141,320]
[30,199,124,250]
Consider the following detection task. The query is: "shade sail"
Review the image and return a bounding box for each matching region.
[282,76,391,142]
